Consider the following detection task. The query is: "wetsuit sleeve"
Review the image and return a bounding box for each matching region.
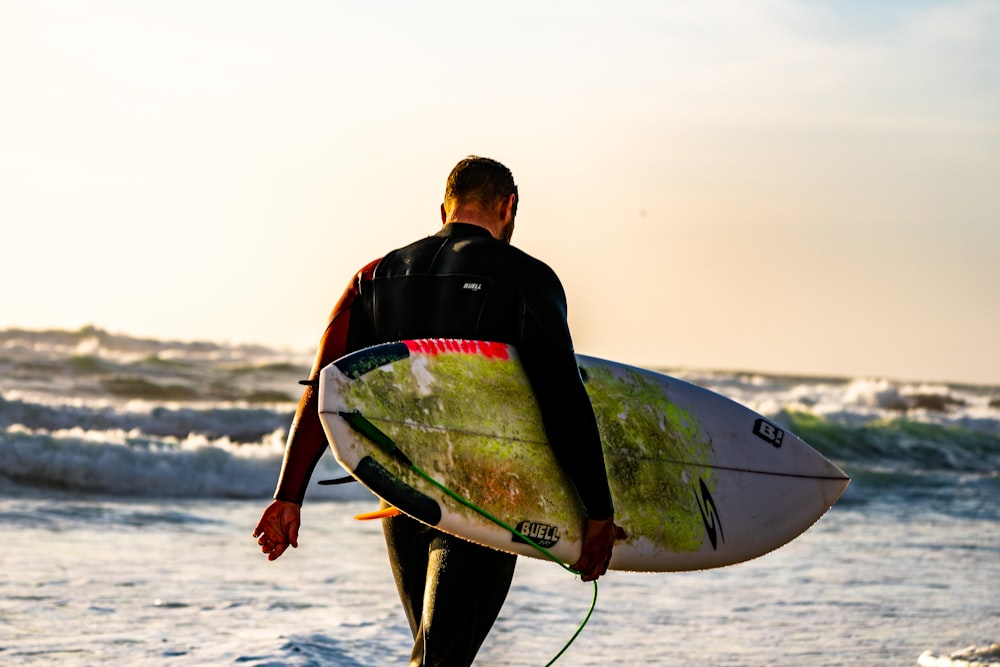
[517,271,614,521]
[273,258,380,504]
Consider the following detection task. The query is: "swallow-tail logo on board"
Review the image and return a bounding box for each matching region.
[512,520,561,548]
[694,479,724,550]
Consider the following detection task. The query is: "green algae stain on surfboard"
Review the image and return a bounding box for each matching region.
[339,350,546,441]
[582,362,713,553]
[335,350,588,541]
[334,347,715,554]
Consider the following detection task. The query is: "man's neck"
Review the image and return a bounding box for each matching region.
[442,204,505,241]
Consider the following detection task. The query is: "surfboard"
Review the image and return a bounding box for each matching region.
[318,339,849,572]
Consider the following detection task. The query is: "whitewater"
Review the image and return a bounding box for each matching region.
[2,327,997,666]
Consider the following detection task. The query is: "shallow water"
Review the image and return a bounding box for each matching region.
[2,493,996,666]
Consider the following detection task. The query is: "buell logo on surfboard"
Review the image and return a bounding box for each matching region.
[512,520,561,548]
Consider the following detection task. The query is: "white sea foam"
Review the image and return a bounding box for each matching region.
[3,326,999,498]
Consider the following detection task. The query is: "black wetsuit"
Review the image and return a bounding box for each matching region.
[284,223,613,666]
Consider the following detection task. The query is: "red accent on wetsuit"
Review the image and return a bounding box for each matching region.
[273,258,381,505]
[324,258,381,361]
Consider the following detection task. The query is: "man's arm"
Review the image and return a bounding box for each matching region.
[525,341,621,580]
[516,266,620,579]
[253,259,379,560]
[270,325,342,505]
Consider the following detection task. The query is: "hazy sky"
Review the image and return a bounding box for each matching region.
[2,0,998,384]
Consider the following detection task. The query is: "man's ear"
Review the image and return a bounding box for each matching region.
[440,203,447,224]
[500,193,517,222]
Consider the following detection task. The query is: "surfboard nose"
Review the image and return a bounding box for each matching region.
[766,428,850,513]
[822,459,851,507]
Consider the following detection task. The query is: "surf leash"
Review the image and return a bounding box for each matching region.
[339,409,599,667]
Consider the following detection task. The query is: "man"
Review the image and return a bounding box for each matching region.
[254,156,619,666]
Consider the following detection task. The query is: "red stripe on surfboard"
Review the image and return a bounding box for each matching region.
[404,339,508,360]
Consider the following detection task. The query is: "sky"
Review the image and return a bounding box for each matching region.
[1,0,998,384]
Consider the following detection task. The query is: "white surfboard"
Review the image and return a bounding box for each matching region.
[318,339,849,572]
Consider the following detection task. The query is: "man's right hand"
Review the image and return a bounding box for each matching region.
[571,516,626,581]
[252,499,301,561]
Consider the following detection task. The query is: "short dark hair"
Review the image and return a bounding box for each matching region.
[444,156,519,218]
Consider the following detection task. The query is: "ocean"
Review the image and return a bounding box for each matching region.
[2,326,997,666]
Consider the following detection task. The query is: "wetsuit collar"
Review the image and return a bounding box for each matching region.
[436,223,495,239]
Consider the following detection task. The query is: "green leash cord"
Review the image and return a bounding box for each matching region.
[340,410,599,666]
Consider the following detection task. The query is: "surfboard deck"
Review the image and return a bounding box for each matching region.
[318,339,849,572]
